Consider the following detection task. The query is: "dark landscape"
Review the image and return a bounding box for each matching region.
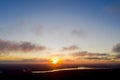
[0,64,120,80]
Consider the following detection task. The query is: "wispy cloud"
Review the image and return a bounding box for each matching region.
[62,45,80,51]
[18,20,27,27]
[33,25,43,36]
[105,3,120,17]
[71,29,87,38]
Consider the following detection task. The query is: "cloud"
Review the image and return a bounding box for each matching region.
[114,55,120,59]
[19,42,46,52]
[71,29,87,38]
[112,43,120,58]
[71,51,110,60]
[105,3,120,16]
[33,25,43,35]
[113,43,120,53]
[85,57,111,60]
[62,45,80,51]
[0,38,46,54]
[71,51,108,56]
[19,21,27,27]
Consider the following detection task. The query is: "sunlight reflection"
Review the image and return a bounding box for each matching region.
[32,67,105,73]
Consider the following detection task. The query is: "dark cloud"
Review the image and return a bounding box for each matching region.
[71,51,108,56]
[71,51,110,60]
[19,42,45,52]
[62,45,80,51]
[72,29,87,38]
[113,43,120,53]
[52,54,64,57]
[85,57,111,60]
[0,38,46,54]
[112,43,120,58]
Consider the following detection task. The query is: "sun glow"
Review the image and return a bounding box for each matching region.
[52,58,58,64]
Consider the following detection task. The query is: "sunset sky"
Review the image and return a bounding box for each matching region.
[0,0,120,64]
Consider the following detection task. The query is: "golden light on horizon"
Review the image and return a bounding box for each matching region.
[52,57,59,64]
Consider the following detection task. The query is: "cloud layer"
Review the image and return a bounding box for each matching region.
[0,37,119,62]
[71,51,110,60]
[0,38,46,54]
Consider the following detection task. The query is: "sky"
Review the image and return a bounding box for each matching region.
[0,0,120,64]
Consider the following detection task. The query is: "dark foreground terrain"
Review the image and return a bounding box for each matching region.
[0,64,120,80]
[0,69,120,80]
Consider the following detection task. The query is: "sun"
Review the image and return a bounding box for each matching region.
[52,58,58,64]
